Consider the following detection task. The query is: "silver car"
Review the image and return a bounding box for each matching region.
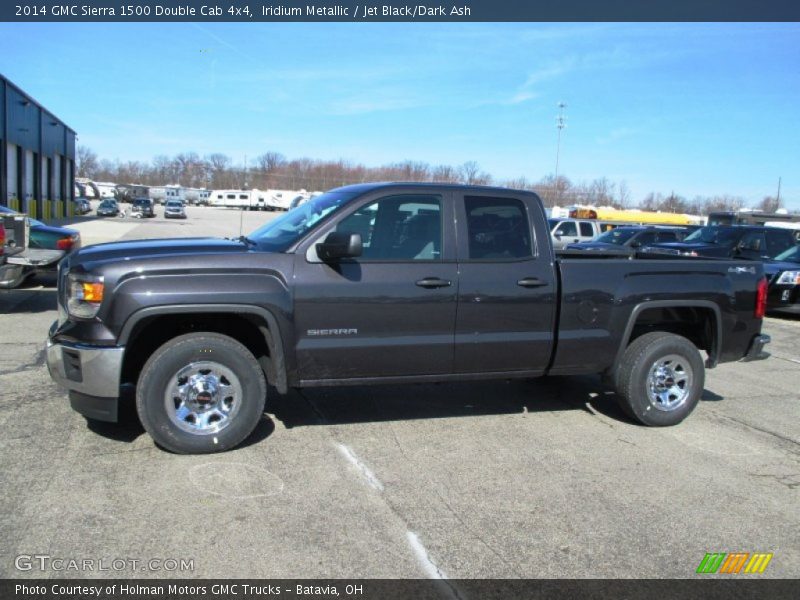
[164,200,187,219]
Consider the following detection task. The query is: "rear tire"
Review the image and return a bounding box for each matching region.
[614,332,704,426]
[136,333,266,453]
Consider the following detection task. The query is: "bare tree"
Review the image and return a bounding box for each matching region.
[432,165,459,183]
[756,195,781,213]
[76,146,99,179]
[616,181,631,209]
[458,161,481,185]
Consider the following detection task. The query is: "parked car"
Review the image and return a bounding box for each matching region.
[646,225,797,261]
[566,226,687,252]
[0,206,77,288]
[764,245,800,315]
[0,206,80,253]
[131,197,155,218]
[73,197,92,215]
[164,200,187,219]
[548,218,604,249]
[96,199,120,217]
[46,183,770,454]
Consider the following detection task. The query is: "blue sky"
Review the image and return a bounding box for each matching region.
[1,22,798,208]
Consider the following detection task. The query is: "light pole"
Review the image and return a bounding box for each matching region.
[554,102,567,202]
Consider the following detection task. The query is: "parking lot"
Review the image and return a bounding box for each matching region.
[1,204,798,580]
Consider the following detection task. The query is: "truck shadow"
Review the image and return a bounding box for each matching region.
[266,375,724,428]
[267,375,727,429]
[84,377,728,449]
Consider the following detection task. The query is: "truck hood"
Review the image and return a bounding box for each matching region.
[71,237,249,267]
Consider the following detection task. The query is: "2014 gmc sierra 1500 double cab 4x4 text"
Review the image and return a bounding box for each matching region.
[46,183,771,453]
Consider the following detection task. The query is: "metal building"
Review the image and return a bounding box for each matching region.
[1,74,76,219]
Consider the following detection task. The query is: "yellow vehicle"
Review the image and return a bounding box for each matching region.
[570,207,702,227]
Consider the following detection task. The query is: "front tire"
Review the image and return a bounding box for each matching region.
[614,332,704,426]
[136,333,266,453]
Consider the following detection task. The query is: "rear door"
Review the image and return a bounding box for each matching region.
[578,221,597,243]
[454,192,557,374]
[293,189,458,380]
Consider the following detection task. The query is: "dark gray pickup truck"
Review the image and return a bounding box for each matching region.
[46,183,770,453]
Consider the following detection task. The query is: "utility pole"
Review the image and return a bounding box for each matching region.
[554,102,567,202]
[776,176,782,206]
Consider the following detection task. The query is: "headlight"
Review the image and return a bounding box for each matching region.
[776,270,800,285]
[67,273,105,319]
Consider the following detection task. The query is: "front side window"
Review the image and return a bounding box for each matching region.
[739,231,767,253]
[465,196,532,260]
[555,221,578,237]
[655,231,678,243]
[336,194,442,261]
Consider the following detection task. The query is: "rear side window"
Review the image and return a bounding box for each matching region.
[465,196,532,260]
[579,222,595,237]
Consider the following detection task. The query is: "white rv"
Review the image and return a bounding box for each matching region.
[149,184,185,205]
[208,190,261,209]
[94,181,117,199]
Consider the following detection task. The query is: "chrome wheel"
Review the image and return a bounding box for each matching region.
[165,361,243,435]
[646,354,693,412]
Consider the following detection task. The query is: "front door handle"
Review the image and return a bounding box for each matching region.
[517,277,547,288]
[416,277,452,289]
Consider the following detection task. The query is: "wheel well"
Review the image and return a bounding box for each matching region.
[121,313,275,388]
[628,306,717,361]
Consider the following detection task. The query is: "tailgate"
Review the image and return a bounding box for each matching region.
[7,248,65,267]
[2,214,29,257]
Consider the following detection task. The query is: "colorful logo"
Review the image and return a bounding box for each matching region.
[696,552,773,574]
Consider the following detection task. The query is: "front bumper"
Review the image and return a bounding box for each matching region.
[741,334,771,362]
[46,331,124,421]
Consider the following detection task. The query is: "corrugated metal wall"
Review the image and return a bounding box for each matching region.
[0,75,76,219]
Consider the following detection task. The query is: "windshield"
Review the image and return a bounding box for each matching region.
[249,191,358,251]
[774,245,800,263]
[683,226,742,245]
[594,228,638,245]
[99,200,115,207]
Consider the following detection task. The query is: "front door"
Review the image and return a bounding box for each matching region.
[293,191,457,381]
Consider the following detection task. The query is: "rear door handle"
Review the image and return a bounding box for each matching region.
[517,277,548,288]
[416,277,452,289]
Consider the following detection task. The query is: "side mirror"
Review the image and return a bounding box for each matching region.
[316,231,362,261]
[554,233,562,240]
